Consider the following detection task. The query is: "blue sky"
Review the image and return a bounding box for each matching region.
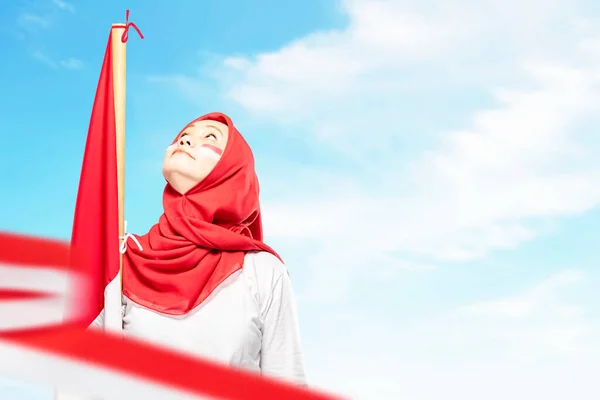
[1,0,600,399]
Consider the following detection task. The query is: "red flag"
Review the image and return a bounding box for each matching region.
[70,30,120,327]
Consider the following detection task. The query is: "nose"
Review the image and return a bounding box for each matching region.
[179,135,195,148]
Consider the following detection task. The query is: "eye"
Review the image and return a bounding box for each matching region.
[205,133,217,140]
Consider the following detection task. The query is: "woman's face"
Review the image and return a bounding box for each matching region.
[162,120,229,194]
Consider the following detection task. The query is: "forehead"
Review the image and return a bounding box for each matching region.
[188,120,229,132]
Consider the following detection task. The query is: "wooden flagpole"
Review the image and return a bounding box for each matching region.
[111,24,126,302]
[106,10,142,334]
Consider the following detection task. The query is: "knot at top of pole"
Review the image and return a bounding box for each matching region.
[118,9,144,43]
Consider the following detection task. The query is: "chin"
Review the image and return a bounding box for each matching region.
[164,169,206,195]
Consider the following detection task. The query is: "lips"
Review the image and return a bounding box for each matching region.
[172,148,195,160]
[172,145,222,161]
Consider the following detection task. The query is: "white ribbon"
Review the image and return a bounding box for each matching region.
[119,220,143,254]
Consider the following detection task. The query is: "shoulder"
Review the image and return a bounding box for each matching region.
[241,251,289,310]
[242,251,287,283]
[244,251,285,268]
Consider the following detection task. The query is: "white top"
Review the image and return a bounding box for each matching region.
[120,251,306,386]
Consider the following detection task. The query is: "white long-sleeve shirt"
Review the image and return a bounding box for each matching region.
[122,250,307,385]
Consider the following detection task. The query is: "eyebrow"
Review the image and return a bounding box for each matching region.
[181,123,224,138]
[205,124,223,136]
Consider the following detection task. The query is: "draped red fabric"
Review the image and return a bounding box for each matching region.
[70,32,120,326]
[122,112,280,315]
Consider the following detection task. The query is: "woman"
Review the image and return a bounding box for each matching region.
[119,112,306,385]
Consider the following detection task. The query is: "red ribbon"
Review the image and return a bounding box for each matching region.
[120,10,144,43]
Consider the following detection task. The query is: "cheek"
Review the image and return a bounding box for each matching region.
[197,144,223,161]
[164,145,175,159]
[192,155,218,175]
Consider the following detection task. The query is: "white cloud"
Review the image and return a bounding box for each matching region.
[311,359,600,400]
[17,0,77,65]
[448,270,597,363]
[52,0,75,13]
[259,65,600,260]
[59,58,84,70]
[18,14,50,29]
[32,51,58,69]
[218,0,587,119]
[302,269,598,399]
[17,0,75,31]
[31,52,84,70]
[219,1,471,118]
[459,270,584,318]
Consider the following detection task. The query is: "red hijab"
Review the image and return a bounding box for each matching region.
[122,112,280,315]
